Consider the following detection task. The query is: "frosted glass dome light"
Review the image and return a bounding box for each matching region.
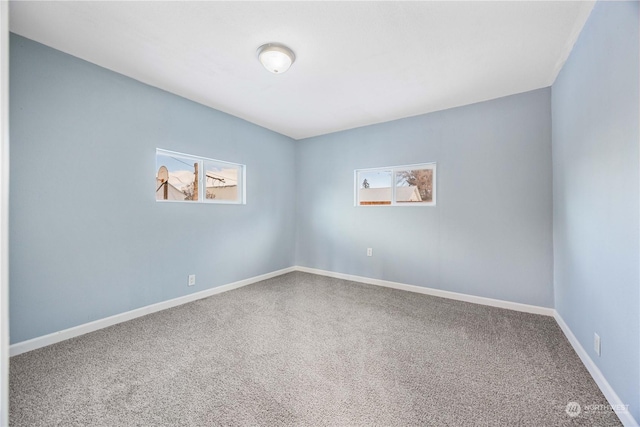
[257,43,295,74]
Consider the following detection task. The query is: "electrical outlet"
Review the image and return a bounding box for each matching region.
[367,248,373,257]
[594,333,601,356]
[188,274,196,287]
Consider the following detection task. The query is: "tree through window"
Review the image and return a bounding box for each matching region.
[355,163,436,206]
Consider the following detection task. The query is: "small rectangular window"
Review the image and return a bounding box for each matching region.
[355,163,436,207]
[156,149,245,204]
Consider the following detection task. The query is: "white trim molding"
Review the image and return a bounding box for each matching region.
[295,266,555,316]
[10,265,636,427]
[10,267,295,357]
[9,265,554,357]
[554,312,638,427]
[297,266,636,425]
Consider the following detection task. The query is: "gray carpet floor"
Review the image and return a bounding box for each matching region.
[10,272,621,426]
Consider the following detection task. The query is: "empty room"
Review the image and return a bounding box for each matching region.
[0,0,638,426]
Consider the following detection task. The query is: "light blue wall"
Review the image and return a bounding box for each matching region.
[296,89,554,308]
[552,1,639,422]
[9,35,297,343]
[11,6,639,419]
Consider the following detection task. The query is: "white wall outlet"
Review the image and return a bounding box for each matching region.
[594,333,601,356]
[367,248,373,257]
[188,274,196,287]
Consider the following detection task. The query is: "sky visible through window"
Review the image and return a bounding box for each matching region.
[356,164,436,206]
[158,154,195,176]
[359,170,391,188]
[156,149,245,203]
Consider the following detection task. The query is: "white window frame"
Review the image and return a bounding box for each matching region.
[354,162,437,207]
[156,148,246,204]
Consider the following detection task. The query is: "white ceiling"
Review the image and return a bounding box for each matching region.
[10,1,594,140]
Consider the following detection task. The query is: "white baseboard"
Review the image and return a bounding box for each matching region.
[554,312,638,427]
[10,266,296,357]
[10,265,636,427]
[296,266,637,426]
[294,266,555,316]
[10,266,553,357]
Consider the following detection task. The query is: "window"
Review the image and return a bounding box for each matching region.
[355,163,436,206]
[156,149,245,204]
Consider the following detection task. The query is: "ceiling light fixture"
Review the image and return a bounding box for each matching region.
[257,43,295,74]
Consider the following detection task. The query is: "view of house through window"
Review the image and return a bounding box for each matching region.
[156,149,245,204]
[204,160,241,202]
[358,169,392,205]
[395,168,434,203]
[356,163,436,206]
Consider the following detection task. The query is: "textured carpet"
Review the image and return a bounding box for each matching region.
[10,272,621,426]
